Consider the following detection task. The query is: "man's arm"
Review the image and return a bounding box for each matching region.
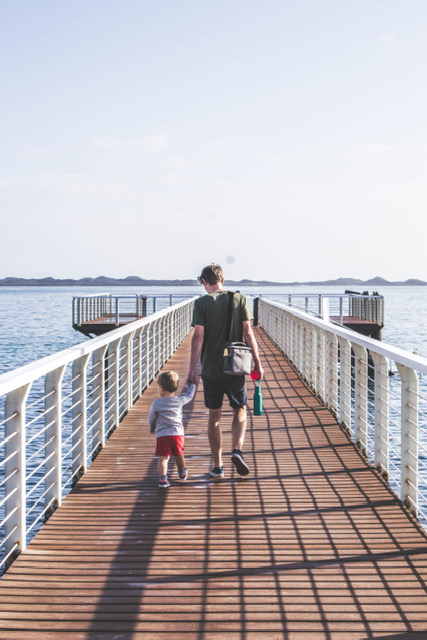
[243,321,265,379]
[187,325,204,383]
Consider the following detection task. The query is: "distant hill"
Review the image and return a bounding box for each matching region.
[0,275,426,287]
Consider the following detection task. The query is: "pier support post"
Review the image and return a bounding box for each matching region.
[353,344,368,455]
[71,354,90,482]
[397,363,419,514]
[370,352,389,479]
[253,297,260,326]
[106,338,122,433]
[338,337,352,432]
[316,328,326,404]
[4,383,31,562]
[325,332,338,417]
[92,346,108,451]
[45,365,67,513]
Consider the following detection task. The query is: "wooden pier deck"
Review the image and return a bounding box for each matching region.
[1,329,427,639]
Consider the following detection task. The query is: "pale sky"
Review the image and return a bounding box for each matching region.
[1,0,426,282]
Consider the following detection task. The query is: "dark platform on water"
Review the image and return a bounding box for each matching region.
[73,314,144,336]
[331,316,383,340]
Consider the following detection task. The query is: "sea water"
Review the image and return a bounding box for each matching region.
[1,284,427,373]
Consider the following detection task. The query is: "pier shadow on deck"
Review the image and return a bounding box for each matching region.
[0,330,427,639]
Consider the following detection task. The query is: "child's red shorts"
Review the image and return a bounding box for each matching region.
[156,435,185,457]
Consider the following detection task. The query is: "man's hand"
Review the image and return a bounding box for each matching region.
[253,362,265,380]
[187,325,204,385]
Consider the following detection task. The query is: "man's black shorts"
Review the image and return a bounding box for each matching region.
[201,374,248,410]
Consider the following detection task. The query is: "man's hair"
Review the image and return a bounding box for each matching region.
[198,263,224,285]
[157,370,179,393]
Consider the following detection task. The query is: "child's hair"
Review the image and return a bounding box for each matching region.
[157,370,179,393]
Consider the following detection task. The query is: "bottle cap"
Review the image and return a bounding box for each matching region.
[250,369,261,381]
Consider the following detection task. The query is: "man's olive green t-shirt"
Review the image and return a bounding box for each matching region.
[192,291,252,380]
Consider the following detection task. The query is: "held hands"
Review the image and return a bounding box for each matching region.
[187,370,198,385]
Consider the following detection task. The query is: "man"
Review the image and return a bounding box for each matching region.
[187,264,264,478]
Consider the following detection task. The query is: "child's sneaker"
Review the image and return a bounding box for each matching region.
[179,469,188,481]
[209,466,224,478]
[231,450,250,476]
[158,477,170,488]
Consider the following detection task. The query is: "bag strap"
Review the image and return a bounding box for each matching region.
[225,291,234,342]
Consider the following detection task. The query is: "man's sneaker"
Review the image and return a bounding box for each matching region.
[209,466,224,478]
[231,450,250,476]
[179,468,188,481]
[158,477,170,488]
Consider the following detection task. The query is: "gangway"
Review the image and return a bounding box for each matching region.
[0,296,426,638]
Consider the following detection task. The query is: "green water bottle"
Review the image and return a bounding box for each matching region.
[251,369,263,416]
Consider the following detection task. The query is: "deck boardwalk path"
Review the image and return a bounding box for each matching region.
[1,329,427,639]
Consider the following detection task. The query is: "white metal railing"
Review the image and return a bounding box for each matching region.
[253,292,384,326]
[258,298,427,526]
[0,297,196,570]
[72,294,195,327]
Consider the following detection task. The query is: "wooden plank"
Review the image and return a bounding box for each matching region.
[1,329,427,639]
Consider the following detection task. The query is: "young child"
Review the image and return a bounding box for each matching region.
[148,371,196,488]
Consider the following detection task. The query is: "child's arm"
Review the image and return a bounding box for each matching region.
[180,382,196,405]
[148,404,157,434]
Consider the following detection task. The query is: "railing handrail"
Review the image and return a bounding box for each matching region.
[0,297,198,398]
[73,293,193,299]
[264,299,427,374]
[255,292,382,298]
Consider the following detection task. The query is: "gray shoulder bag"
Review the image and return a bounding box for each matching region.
[222,291,252,376]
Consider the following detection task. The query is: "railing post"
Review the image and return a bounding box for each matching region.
[108,338,123,431]
[115,298,120,327]
[4,383,32,562]
[122,332,135,414]
[314,328,326,402]
[72,354,90,482]
[92,345,108,451]
[133,327,143,399]
[44,365,67,514]
[396,363,419,514]
[307,327,317,390]
[325,332,338,416]
[302,322,311,384]
[321,297,330,322]
[353,343,368,455]
[369,352,389,479]
[337,337,352,432]
[252,297,258,326]
[145,324,153,387]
